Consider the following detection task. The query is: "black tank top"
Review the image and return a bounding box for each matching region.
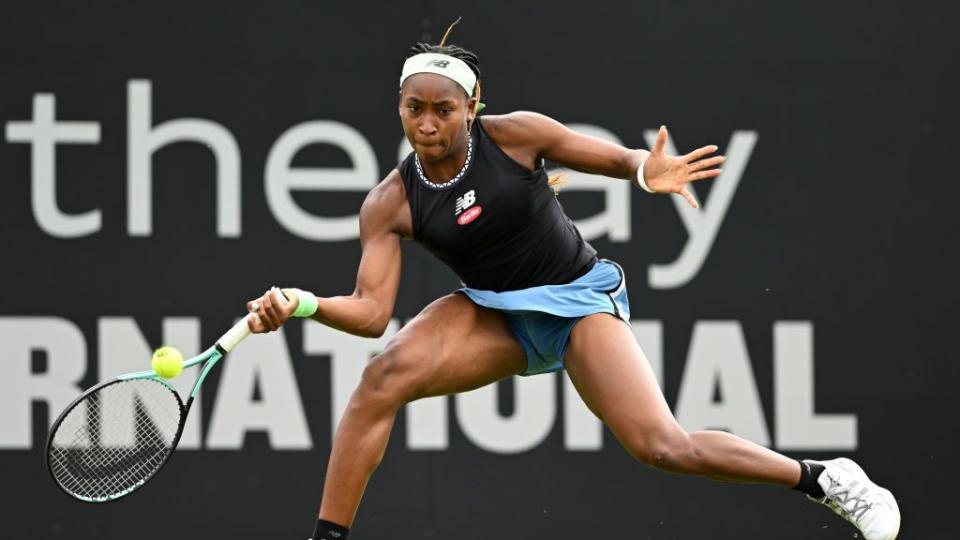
[398,117,597,292]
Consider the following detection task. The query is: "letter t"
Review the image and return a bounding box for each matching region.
[6,94,102,237]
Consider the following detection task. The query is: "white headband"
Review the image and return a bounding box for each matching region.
[400,52,477,97]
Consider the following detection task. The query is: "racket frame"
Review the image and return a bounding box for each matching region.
[45,316,251,503]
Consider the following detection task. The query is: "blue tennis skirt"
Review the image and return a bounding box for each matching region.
[459,259,631,376]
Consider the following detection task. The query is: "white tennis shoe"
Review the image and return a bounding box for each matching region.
[806,458,900,540]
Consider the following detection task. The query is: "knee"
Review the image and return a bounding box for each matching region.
[623,426,698,472]
[353,348,421,409]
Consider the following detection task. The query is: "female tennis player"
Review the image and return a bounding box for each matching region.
[245,31,900,540]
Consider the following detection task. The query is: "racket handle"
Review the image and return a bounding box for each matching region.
[217,314,254,352]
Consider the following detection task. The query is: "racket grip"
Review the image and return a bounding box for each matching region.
[217,315,253,352]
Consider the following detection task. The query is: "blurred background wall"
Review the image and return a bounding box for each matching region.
[1,1,956,538]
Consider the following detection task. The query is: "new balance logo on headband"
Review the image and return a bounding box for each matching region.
[426,59,450,68]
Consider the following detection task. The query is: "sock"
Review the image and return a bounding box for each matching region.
[311,519,350,540]
[793,459,826,499]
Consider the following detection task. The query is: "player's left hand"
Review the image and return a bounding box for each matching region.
[246,286,296,333]
[640,125,725,208]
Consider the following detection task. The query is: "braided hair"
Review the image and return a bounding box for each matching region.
[406,16,481,86]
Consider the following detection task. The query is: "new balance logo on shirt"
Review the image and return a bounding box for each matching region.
[455,189,482,225]
[455,189,476,216]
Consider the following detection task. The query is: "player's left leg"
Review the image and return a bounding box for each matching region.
[563,313,900,539]
[565,313,799,484]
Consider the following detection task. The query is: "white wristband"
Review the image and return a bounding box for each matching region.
[635,155,655,193]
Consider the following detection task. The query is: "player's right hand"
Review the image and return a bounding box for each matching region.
[246,286,296,333]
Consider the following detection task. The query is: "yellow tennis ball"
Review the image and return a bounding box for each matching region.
[151,346,184,379]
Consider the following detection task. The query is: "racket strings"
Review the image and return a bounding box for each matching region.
[48,379,183,501]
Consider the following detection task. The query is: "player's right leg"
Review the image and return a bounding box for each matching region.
[315,293,525,531]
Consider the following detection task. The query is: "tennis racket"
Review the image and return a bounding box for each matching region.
[45,312,255,503]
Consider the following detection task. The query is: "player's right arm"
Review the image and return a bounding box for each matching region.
[247,170,411,338]
[308,170,410,337]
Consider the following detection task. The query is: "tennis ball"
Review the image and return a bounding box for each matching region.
[152,346,184,379]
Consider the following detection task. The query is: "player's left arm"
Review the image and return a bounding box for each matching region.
[491,111,724,208]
